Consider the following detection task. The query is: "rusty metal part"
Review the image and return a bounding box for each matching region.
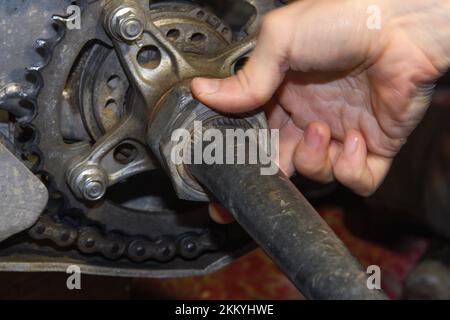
[0,143,48,242]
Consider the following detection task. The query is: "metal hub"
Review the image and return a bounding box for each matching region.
[0,0,282,277]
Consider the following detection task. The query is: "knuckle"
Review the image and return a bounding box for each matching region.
[335,166,360,186]
[298,160,323,177]
[235,70,268,106]
[304,166,332,183]
[352,180,377,197]
[261,11,282,30]
[295,155,331,182]
[260,11,284,39]
[335,167,376,196]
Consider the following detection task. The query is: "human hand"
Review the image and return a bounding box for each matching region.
[192,0,450,223]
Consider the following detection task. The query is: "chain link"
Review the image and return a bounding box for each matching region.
[29,215,224,262]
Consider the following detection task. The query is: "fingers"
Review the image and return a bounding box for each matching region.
[293,122,334,183]
[207,127,392,226]
[275,119,302,176]
[191,11,292,113]
[293,126,391,196]
[333,130,392,196]
[208,202,235,224]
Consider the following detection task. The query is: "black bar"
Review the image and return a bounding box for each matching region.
[188,122,386,300]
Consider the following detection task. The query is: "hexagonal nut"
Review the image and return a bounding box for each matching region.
[148,83,269,202]
[161,158,210,202]
[68,165,109,201]
[116,11,144,40]
[104,1,145,41]
[158,92,212,201]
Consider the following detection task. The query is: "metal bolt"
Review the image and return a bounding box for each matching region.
[119,16,143,40]
[108,6,145,42]
[81,178,106,201]
[69,166,107,201]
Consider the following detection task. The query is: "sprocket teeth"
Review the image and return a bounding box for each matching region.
[33,40,54,70]
[31,20,66,71]
[1,11,68,173]
[0,83,35,123]
[1,19,66,122]
[50,19,66,42]
[16,99,37,125]
[24,69,43,93]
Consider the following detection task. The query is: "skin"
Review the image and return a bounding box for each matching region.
[191,0,450,224]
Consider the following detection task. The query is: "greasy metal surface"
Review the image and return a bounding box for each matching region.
[0,143,48,242]
[147,83,267,201]
[66,0,258,200]
[28,214,229,262]
[0,238,256,278]
[0,0,276,276]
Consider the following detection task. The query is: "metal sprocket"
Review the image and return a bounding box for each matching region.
[0,0,282,277]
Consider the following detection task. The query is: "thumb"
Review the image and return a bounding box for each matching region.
[191,12,291,113]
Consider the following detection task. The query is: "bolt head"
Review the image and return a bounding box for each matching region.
[107,6,145,42]
[70,166,108,201]
[120,17,143,40]
[82,179,106,201]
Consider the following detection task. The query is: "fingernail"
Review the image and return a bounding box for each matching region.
[196,78,221,95]
[344,135,359,156]
[304,127,322,150]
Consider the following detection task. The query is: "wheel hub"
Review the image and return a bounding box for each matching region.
[0,0,282,277]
